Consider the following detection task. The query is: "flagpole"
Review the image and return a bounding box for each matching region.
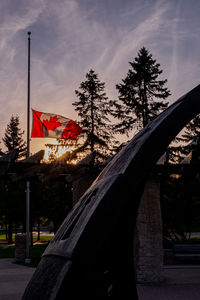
[27,32,31,158]
[25,31,31,264]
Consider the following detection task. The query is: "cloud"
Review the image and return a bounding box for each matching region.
[104,3,167,71]
[1,0,200,153]
[0,0,46,53]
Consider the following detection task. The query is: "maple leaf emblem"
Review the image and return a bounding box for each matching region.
[43,116,61,131]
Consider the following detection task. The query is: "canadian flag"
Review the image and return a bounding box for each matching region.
[31,109,82,140]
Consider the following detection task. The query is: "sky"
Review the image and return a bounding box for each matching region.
[0,0,200,154]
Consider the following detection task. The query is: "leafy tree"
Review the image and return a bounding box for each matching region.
[2,115,26,160]
[44,140,77,163]
[73,69,116,164]
[161,115,200,242]
[41,180,73,233]
[113,47,171,135]
[0,179,26,243]
[0,178,73,242]
[161,165,200,243]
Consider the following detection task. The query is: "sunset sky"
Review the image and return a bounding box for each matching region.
[0,0,200,154]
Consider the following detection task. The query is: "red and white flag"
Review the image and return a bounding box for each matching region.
[31,109,82,140]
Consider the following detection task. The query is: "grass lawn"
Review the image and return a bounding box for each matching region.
[0,235,53,267]
[0,245,15,258]
[0,243,49,267]
[164,236,200,248]
[0,234,53,243]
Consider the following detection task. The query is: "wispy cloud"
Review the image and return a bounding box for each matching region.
[1,0,200,153]
[103,2,169,73]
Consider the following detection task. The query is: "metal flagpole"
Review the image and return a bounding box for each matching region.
[25,31,31,263]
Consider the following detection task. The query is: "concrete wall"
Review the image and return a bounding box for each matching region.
[134,177,164,283]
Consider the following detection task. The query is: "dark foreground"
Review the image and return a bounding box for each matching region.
[0,259,200,300]
[138,265,200,300]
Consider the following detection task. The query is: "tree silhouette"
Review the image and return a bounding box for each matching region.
[0,142,4,156]
[3,115,26,160]
[169,114,200,163]
[73,69,116,164]
[113,47,171,135]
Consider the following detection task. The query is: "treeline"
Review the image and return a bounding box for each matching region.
[1,47,199,164]
[0,179,73,243]
[0,47,171,163]
[0,47,200,243]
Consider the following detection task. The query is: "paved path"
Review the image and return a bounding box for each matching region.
[137,265,200,300]
[0,258,35,300]
[1,259,200,299]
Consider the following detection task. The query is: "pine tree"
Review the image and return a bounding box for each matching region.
[2,115,26,161]
[73,69,116,164]
[113,47,171,135]
[0,142,4,156]
[169,114,200,163]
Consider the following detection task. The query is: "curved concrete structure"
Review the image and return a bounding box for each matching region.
[23,84,200,299]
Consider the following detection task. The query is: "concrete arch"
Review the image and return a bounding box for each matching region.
[23,84,200,299]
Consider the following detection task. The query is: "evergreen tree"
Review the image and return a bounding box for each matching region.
[169,114,200,163]
[0,142,4,156]
[113,47,171,135]
[2,115,26,160]
[180,114,200,161]
[73,69,116,164]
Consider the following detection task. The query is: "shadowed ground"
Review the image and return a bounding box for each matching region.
[0,259,200,299]
[138,265,200,300]
[0,258,35,300]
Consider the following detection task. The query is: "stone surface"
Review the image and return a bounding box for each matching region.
[15,234,26,263]
[135,177,164,283]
